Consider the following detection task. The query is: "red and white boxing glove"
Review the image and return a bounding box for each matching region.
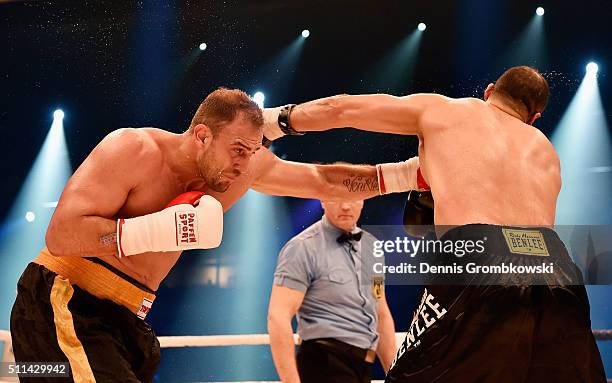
[376,157,430,195]
[117,191,223,258]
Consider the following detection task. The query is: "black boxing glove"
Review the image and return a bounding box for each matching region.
[403,190,434,238]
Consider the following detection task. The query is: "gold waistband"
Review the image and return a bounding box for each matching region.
[34,248,156,318]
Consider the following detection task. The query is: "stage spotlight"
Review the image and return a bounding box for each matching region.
[371,29,423,93]
[586,62,599,75]
[252,92,265,108]
[301,29,310,38]
[552,59,610,225]
[496,4,548,70]
[24,212,35,223]
[0,108,72,328]
[417,23,426,31]
[199,43,207,51]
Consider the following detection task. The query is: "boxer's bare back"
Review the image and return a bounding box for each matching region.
[416,96,561,226]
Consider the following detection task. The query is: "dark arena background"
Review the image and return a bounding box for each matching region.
[0,1,611,382]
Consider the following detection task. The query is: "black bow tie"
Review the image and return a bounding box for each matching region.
[337,231,362,244]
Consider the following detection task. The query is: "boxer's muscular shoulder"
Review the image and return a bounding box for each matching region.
[444,97,483,116]
[70,128,165,193]
[529,128,560,172]
[420,96,471,120]
[523,126,555,154]
[443,97,485,113]
[102,128,157,153]
[95,128,163,169]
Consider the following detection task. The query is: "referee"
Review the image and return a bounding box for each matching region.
[268,198,396,383]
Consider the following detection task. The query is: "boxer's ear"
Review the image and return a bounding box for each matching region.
[484,83,495,101]
[528,112,542,125]
[194,124,213,149]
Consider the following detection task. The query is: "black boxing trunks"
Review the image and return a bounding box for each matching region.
[10,248,160,383]
[386,224,606,383]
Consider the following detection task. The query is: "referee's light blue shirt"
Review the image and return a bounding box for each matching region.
[273,216,381,350]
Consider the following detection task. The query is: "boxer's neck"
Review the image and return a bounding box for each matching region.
[487,97,527,123]
[165,132,206,189]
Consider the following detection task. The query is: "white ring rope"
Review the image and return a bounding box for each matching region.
[155,330,612,348]
[157,334,301,348]
[1,329,610,351]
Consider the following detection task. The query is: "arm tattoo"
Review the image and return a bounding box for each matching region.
[343,174,379,193]
[99,232,117,247]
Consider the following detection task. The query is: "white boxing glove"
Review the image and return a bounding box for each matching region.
[376,157,430,194]
[117,191,223,257]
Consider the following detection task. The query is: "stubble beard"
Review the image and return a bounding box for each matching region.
[199,148,230,193]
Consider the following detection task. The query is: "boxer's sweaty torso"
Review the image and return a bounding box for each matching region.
[417,98,561,227]
[96,128,266,291]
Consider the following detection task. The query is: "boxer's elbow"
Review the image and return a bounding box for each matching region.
[45,218,71,257]
[45,228,65,256]
[325,94,355,127]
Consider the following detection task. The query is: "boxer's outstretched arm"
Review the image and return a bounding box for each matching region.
[252,148,424,200]
[46,129,152,257]
[289,93,449,135]
[252,153,378,200]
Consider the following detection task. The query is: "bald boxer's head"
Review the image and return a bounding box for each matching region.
[321,199,364,232]
[189,88,263,192]
[484,66,549,125]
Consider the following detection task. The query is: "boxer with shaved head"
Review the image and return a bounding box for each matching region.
[263,66,606,382]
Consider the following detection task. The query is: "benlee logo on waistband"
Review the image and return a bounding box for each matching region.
[175,211,198,246]
[137,298,153,320]
[502,228,549,257]
[390,288,447,370]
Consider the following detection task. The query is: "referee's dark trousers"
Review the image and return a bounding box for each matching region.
[297,338,374,383]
